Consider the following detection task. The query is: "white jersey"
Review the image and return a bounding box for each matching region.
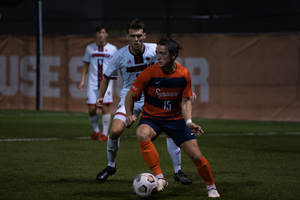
[104,43,157,106]
[83,42,118,90]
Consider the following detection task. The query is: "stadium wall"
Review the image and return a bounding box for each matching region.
[0,34,299,122]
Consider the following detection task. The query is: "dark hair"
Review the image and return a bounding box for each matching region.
[157,37,182,59]
[95,24,108,33]
[127,19,145,34]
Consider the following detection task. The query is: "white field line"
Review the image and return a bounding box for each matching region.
[0,132,299,142]
[0,113,86,117]
[0,138,62,142]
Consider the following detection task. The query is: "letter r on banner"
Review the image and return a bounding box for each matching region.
[179,57,209,102]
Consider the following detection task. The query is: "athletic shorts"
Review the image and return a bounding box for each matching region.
[86,81,113,105]
[138,118,196,146]
[113,101,143,126]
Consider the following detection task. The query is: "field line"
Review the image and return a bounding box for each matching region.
[0,113,86,117]
[1,132,299,142]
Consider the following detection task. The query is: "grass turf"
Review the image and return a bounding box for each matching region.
[0,109,299,199]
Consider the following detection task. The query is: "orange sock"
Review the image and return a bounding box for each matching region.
[139,140,162,176]
[194,155,214,186]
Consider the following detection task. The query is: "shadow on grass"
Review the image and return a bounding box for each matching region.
[39,174,264,199]
[41,178,131,184]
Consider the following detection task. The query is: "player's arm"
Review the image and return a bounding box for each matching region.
[181,97,204,136]
[125,90,138,127]
[181,97,192,120]
[96,76,110,109]
[78,62,89,91]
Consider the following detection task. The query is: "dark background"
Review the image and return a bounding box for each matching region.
[1,0,300,36]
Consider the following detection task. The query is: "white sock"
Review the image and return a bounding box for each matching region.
[155,174,164,179]
[102,114,111,136]
[166,137,181,173]
[89,115,100,133]
[107,136,120,168]
[207,184,216,190]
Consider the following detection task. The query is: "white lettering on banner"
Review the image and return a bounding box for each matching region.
[20,56,36,96]
[42,56,60,97]
[68,56,87,98]
[180,57,209,102]
[0,55,209,102]
[0,55,60,97]
[0,55,18,96]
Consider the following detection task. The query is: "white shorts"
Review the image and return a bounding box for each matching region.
[114,101,143,125]
[86,81,113,105]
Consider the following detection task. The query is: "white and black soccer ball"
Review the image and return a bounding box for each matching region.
[133,173,158,197]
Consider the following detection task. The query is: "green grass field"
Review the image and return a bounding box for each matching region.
[0,109,299,200]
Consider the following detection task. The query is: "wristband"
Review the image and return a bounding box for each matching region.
[186,119,192,125]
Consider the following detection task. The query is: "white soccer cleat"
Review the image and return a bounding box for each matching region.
[207,187,220,198]
[157,178,169,192]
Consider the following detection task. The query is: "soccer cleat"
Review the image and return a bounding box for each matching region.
[157,178,169,192]
[96,166,116,182]
[207,187,220,198]
[90,131,100,140]
[174,170,192,185]
[99,134,107,141]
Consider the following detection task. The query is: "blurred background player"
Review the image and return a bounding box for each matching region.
[125,37,220,197]
[96,19,192,184]
[79,24,118,141]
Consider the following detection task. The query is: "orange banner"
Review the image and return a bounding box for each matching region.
[0,34,299,121]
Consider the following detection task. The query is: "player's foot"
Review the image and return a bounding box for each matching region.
[90,131,100,140]
[99,134,107,141]
[207,187,220,198]
[96,166,116,182]
[174,170,192,185]
[157,178,169,192]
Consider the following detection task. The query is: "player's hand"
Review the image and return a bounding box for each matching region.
[78,81,84,91]
[126,115,137,128]
[96,98,104,109]
[190,92,197,102]
[187,122,204,136]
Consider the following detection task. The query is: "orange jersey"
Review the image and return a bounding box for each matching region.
[130,63,193,120]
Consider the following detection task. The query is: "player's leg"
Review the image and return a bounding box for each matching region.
[104,102,140,165]
[87,87,101,140]
[180,140,220,198]
[96,117,125,182]
[166,135,192,184]
[137,119,168,192]
[99,81,113,141]
[107,118,126,164]
[99,104,111,141]
[96,102,143,182]
[96,104,129,182]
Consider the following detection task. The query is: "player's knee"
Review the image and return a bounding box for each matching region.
[102,104,110,114]
[189,153,202,162]
[136,125,153,142]
[109,130,122,140]
[88,106,97,116]
[109,119,126,140]
[136,132,150,142]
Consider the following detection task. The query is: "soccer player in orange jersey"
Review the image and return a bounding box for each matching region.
[95,19,192,185]
[125,37,220,197]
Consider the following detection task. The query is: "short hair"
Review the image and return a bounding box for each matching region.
[127,19,145,34]
[95,24,108,33]
[157,37,182,59]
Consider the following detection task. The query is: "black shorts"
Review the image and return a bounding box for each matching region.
[138,117,196,146]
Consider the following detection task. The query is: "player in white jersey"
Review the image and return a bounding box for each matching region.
[95,19,192,185]
[79,24,117,141]
[104,42,157,112]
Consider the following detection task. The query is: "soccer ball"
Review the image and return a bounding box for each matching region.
[133,173,158,197]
